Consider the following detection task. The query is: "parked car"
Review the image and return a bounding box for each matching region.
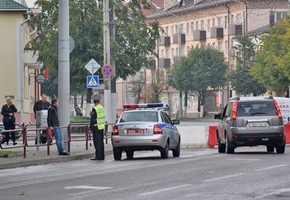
[0,122,22,141]
[111,103,181,160]
[214,96,285,154]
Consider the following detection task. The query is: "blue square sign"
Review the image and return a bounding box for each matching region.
[86,75,99,88]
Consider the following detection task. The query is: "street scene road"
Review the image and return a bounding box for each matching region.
[1,147,290,200]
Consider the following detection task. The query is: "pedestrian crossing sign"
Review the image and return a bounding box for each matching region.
[86,75,99,88]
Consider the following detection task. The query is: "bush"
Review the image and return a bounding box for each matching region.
[70,116,90,133]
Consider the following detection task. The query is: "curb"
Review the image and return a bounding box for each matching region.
[0,150,113,170]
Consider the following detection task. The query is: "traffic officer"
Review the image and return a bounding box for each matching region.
[90,93,106,161]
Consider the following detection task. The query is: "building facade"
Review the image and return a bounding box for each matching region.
[0,0,41,124]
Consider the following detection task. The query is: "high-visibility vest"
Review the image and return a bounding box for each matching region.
[94,104,105,130]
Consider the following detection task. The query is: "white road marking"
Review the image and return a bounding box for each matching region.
[204,173,245,182]
[65,185,111,190]
[254,188,290,199]
[255,164,288,172]
[139,184,192,196]
[228,158,260,162]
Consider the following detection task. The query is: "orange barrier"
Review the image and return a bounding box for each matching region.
[208,126,218,148]
[284,123,290,144]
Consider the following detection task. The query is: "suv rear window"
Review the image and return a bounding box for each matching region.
[120,111,158,122]
[237,101,277,116]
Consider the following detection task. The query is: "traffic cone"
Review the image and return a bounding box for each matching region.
[208,126,218,148]
[284,123,290,144]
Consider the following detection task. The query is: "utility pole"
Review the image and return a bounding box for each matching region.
[58,0,70,152]
[110,1,117,121]
[103,0,112,123]
[177,15,183,118]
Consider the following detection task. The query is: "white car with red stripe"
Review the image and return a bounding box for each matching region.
[111,103,181,160]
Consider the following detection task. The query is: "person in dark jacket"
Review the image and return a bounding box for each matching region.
[1,97,17,145]
[33,93,51,144]
[47,98,69,156]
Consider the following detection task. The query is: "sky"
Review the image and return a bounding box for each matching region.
[25,0,36,7]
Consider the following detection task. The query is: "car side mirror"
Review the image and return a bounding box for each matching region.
[172,119,180,125]
[214,113,222,120]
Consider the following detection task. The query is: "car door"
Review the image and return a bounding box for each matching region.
[161,112,176,148]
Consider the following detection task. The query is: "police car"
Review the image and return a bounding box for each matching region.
[111,103,181,160]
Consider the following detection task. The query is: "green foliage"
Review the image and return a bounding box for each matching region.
[251,17,290,93]
[229,36,266,96]
[70,116,90,133]
[171,45,227,105]
[25,0,161,96]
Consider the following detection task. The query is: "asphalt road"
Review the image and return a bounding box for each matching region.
[1,147,290,200]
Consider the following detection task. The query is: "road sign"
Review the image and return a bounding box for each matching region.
[85,59,101,74]
[86,75,99,88]
[101,64,114,77]
[36,74,46,84]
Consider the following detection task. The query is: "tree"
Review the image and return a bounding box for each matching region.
[229,36,266,96]
[26,0,161,96]
[127,75,145,104]
[148,68,167,103]
[251,17,290,94]
[171,45,227,115]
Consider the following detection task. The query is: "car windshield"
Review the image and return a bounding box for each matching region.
[237,101,277,116]
[119,111,158,122]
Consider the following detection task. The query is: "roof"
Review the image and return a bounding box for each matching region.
[0,0,29,11]
[247,25,270,37]
[142,0,164,16]
[147,0,235,19]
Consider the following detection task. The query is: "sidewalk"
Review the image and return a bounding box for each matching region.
[0,138,113,170]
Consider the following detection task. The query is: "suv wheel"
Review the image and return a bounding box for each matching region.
[113,148,122,160]
[160,142,169,159]
[218,142,226,153]
[225,136,235,154]
[276,144,285,154]
[172,139,180,157]
[126,151,134,159]
[266,146,275,153]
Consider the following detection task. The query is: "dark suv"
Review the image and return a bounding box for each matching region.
[214,96,285,154]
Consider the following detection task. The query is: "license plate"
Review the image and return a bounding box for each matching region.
[127,129,144,135]
[247,122,268,127]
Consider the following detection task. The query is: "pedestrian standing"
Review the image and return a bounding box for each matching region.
[1,97,17,145]
[90,93,106,161]
[33,93,51,144]
[47,98,69,156]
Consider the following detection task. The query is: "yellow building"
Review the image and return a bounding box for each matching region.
[0,0,41,124]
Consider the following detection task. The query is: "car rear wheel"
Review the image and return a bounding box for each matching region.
[266,146,275,153]
[172,139,180,157]
[276,144,285,154]
[113,148,122,160]
[126,151,134,159]
[218,142,226,153]
[225,136,234,154]
[160,142,169,159]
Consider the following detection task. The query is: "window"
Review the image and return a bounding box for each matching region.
[161,49,164,57]
[218,17,222,27]
[180,47,184,56]
[218,41,222,51]
[212,42,215,48]
[166,49,169,58]
[236,13,242,24]
[161,112,171,123]
[187,46,190,53]
[212,18,215,27]
[231,15,234,24]
[171,25,174,35]
[225,40,228,52]
[165,27,169,35]
[200,20,204,30]
[186,23,190,34]
[207,19,210,31]
[120,111,159,122]
[224,16,228,28]
[175,25,178,33]
[191,22,194,33]
[180,24,184,34]
[176,47,178,55]
[195,21,199,30]
[237,101,277,117]
[172,48,174,57]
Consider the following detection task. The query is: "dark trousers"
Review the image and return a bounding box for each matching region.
[2,122,16,144]
[92,127,105,159]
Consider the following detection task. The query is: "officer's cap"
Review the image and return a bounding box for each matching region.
[91,93,102,100]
